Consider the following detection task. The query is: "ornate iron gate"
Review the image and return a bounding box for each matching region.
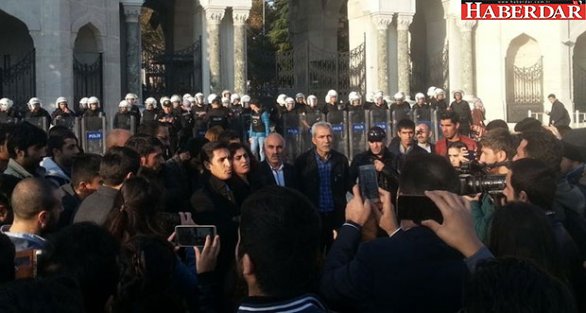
[276,38,366,101]
[74,53,103,112]
[506,57,543,122]
[142,38,202,100]
[0,49,36,113]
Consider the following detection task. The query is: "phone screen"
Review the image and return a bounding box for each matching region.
[396,195,443,224]
[359,164,379,203]
[175,225,217,248]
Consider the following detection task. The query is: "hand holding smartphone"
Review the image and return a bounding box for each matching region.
[359,164,380,204]
[174,225,217,249]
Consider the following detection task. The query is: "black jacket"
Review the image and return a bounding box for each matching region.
[388,138,429,173]
[190,174,239,284]
[349,147,398,192]
[294,148,351,212]
[321,225,466,313]
[254,160,299,190]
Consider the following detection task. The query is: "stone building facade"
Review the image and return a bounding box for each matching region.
[0,0,251,119]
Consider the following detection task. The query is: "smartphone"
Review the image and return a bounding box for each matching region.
[175,225,217,248]
[396,195,443,224]
[359,164,379,203]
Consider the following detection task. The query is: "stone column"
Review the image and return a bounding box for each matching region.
[397,13,414,98]
[373,14,393,95]
[205,8,225,94]
[233,10,249,95]
[457,20,477,97]
[122,3,142,99]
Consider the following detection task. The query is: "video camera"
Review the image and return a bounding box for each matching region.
[457,161,507,196]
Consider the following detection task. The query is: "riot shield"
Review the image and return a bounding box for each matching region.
[368,109,392,146]
[53,116,81,138]
[326,111,349,157]
[0,116,19,124]
[391,109,413,137]
[281,113,302,161]
[23,116,49,131]
[430,109,440,143]
[81,116,107,154]
[348,110,368,159]
[111,115,136,134]
[300,112,325,153]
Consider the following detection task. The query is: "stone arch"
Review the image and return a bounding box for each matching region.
[73,23,104,111]
[71,16,105,52]
[505,33,543,122]
[0,9,36,109]
[573,31,586,111]
[410,0,447,93]
[73,23,102,63]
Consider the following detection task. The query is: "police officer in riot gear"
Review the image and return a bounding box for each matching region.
[349,126,399,193]
[207,96,230,129]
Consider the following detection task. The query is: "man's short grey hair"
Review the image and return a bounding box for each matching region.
[311,121,333,137]
[264,133,286,148]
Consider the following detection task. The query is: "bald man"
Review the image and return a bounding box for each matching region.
[415,122,434,153]
[0,178,62,251]
[253,133,299,189]
[105,129,131,151]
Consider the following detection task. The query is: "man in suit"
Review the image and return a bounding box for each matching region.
[321,153,467,313]
[295,122,351,252]
[547,94,571,128]
[415,122,435,153]
[255,133,298,189]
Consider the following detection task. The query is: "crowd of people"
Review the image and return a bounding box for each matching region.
[0,86,583,313]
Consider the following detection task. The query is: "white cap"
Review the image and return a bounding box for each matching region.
[434,88,446,96]
[241,95,251,103]
[119,100,130,108]
[393,92,405,100]
[0,98,13,110]
[56,96,67,104]
[170,95,181,103]
[28,97,41,106]
[230,93,240,102]
[307,95,318,105]
[125,93,137,100]
[453,89,464,96]
[79,97,88,105]
[145,97,157,108]
[182,93,192,100]
[207,93,218,104]
[88,96,100,105]
[222,90,231,97]
[415,92,426,100]
[160,96,170,105]
[195,92,204,99]
[348,91,361,102]
[285,97,295,104]
[374,91,384,99]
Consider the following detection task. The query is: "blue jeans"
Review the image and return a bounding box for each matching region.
[250,135,266,161]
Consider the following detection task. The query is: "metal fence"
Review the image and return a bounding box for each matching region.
[0,49,36,114]
[276,36,366,102]
[142,38,202,101]
[74,53,103,112]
